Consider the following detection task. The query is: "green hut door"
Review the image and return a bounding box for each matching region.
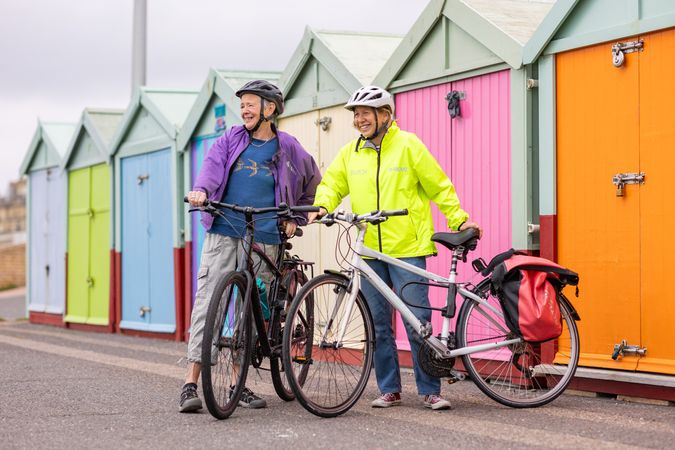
[65,164,111,325]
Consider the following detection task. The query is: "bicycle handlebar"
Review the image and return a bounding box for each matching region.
[184,196,320,217]
[317,209,409,225]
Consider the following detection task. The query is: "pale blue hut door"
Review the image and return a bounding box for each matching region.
[28,168,66,314]
[120,148,175,332]
[28,170,48,312]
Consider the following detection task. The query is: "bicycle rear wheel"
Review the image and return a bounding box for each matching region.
[282,273,374,417]
[201,271,252,419]
[456,287,579,408]
[270,268,308,401]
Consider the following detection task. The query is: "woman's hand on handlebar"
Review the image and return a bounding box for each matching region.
[282,220,297,237]
[459,221,483,239]
[186,190,207,207]
[308,207,328,223]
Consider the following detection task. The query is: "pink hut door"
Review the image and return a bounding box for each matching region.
[394,70,512,350]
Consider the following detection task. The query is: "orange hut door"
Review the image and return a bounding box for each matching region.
[558,28,675,375]
[638,28,675,375]
[556,39,641,371]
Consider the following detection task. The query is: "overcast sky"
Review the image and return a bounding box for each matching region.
[0,0,428,195]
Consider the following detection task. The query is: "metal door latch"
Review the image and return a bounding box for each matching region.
[612,172,645,197]
[612,340,647,360]
[137,174,150,185]
[86,276,94,287]
[314,116,332,131]
[612,40,644,67]
[139,306,151,318]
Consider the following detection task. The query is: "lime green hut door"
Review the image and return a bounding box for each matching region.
[65,164,111,325]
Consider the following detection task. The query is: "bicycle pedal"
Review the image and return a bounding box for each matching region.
[292,356,312,365]
[446,369,466,384]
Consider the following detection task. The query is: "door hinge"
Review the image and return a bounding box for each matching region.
[612,340,647,360]
[612,40,644,67]
[314,116,332,131]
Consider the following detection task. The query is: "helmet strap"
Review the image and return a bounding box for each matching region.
[247,99,275,136]
[362,107,390,142]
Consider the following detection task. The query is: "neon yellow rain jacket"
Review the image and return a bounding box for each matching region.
[314,121,469,258]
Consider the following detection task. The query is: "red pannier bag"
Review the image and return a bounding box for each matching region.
[483,249,579,343]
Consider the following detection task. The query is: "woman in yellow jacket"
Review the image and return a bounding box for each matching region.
[309,86,481,411]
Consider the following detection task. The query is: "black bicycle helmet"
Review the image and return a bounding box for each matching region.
[235,80,284,115]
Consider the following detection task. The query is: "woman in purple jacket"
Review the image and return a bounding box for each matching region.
[180,80,321,413]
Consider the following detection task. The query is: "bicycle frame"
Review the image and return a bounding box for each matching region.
[329,218,521,360]
[232,207,313,360]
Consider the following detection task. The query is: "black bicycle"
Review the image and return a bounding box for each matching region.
[186,198,319,419]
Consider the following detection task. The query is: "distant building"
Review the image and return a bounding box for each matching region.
[0,178,27,236]
[0,177,26,289]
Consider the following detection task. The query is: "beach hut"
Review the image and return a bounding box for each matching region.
[20,121,75,325]
[61,108,123,331]
[373,0,552,352]
[176,69,280,335]
[524,0,675,399]
[278,27,403,273]
[109,88,198,340]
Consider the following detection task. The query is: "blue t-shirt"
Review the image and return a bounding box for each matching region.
[211,138,280,244]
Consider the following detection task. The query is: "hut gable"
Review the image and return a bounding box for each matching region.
[524,0,675,64]
[62,109,123,170]
[20,122,76,175]
[375,0,553,90]
[279,27,402,117]
[109,88,198,156]
[177,69,280,150]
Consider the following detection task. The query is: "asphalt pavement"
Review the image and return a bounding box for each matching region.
[1,297,675,449]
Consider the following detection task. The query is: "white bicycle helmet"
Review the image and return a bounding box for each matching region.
[345,86,395,114]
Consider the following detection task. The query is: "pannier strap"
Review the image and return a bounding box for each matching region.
[431,228,479,251]
[490,252,579,291]
[480,248,525,276]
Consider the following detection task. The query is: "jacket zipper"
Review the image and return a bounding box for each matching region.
[376,147,382,253]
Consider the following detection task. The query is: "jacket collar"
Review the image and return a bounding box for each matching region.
[355,121,400,152]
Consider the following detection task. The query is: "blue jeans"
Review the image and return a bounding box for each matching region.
[360,257,440,396]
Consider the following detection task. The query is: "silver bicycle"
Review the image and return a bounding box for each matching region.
[282,209,580,417]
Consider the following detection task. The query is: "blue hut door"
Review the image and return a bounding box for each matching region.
[190,136,219,303]
[120,148,176,332]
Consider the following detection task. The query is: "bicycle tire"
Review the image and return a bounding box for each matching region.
[201,271,253,419]
[270,268,308,401]
[282,273,375,418]
[456,286,580,408]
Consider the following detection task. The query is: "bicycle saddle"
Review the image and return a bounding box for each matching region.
[431,228,479,251]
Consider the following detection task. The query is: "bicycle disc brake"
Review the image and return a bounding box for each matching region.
[418,339,456,378]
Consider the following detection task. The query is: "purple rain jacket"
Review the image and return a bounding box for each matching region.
[193,125,321,231]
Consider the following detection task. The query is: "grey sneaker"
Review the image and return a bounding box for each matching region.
[371,392,402,408]
[423,394,451,410]
[179,383,202,413]
[239,387,267,409]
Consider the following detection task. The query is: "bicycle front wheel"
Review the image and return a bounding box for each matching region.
[282,273,374,418]
[201,271,252,419]
[457,288,580,408]
[270,268,308,401]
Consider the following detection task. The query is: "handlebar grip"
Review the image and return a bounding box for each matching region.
[184,195,210,207]
[292,205,321,213]
[294,228,304,237]
[382,209,408,217]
